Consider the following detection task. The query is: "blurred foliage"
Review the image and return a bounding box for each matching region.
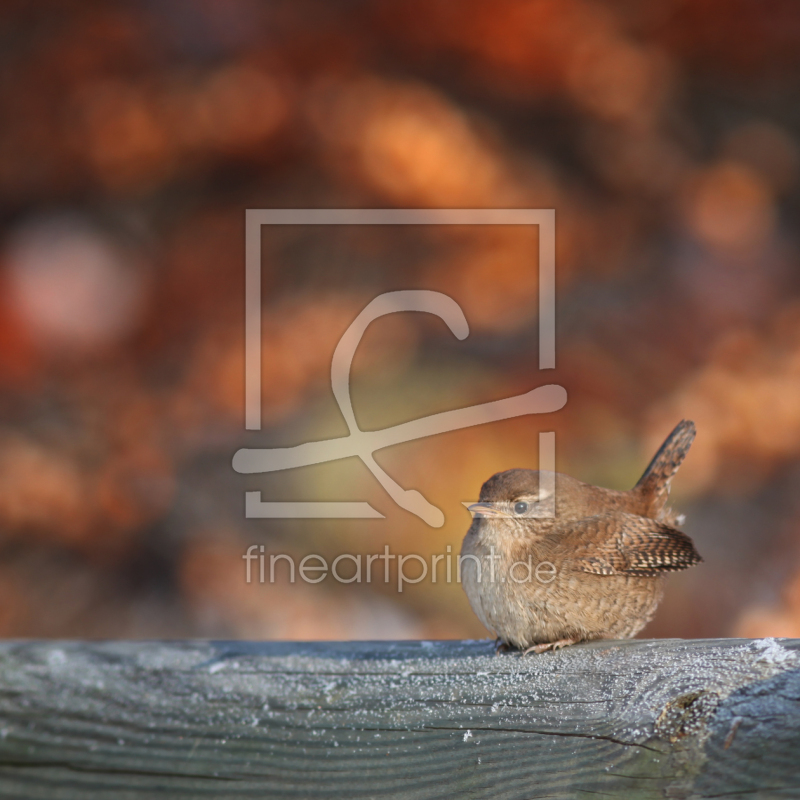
[1,0,800,640]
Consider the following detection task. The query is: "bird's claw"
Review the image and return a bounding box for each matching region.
[494,637,513,655]
[522,638,579,655]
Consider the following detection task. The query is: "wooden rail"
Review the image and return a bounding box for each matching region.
[0,638,798,798]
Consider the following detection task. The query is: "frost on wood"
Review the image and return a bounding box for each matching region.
[0,638,798,799]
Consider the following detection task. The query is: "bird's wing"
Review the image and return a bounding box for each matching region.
[560,512,702,576]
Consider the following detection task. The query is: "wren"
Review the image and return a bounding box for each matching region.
[461,420,702,654]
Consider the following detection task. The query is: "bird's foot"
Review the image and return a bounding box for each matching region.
[523,638,580,655]
[494,637,513,655]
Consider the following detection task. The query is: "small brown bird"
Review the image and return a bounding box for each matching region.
[461,420,702,654]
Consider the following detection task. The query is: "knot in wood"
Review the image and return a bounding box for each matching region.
[655,689,720,743]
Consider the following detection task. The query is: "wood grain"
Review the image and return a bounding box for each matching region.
[0,638,798,798]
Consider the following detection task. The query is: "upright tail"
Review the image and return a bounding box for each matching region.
[634,420,696,518]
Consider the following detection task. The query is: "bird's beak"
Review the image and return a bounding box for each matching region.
[468,502,506,518]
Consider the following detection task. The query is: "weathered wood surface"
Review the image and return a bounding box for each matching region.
[0,639,798,798]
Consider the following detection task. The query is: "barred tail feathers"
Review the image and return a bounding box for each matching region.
[634,420,696,517]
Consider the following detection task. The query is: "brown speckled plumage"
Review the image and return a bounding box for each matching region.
[461,420,702,653]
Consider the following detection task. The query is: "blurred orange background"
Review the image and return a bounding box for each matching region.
[1,0,800,642]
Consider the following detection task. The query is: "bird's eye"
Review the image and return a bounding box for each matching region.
[513,501,529,515]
